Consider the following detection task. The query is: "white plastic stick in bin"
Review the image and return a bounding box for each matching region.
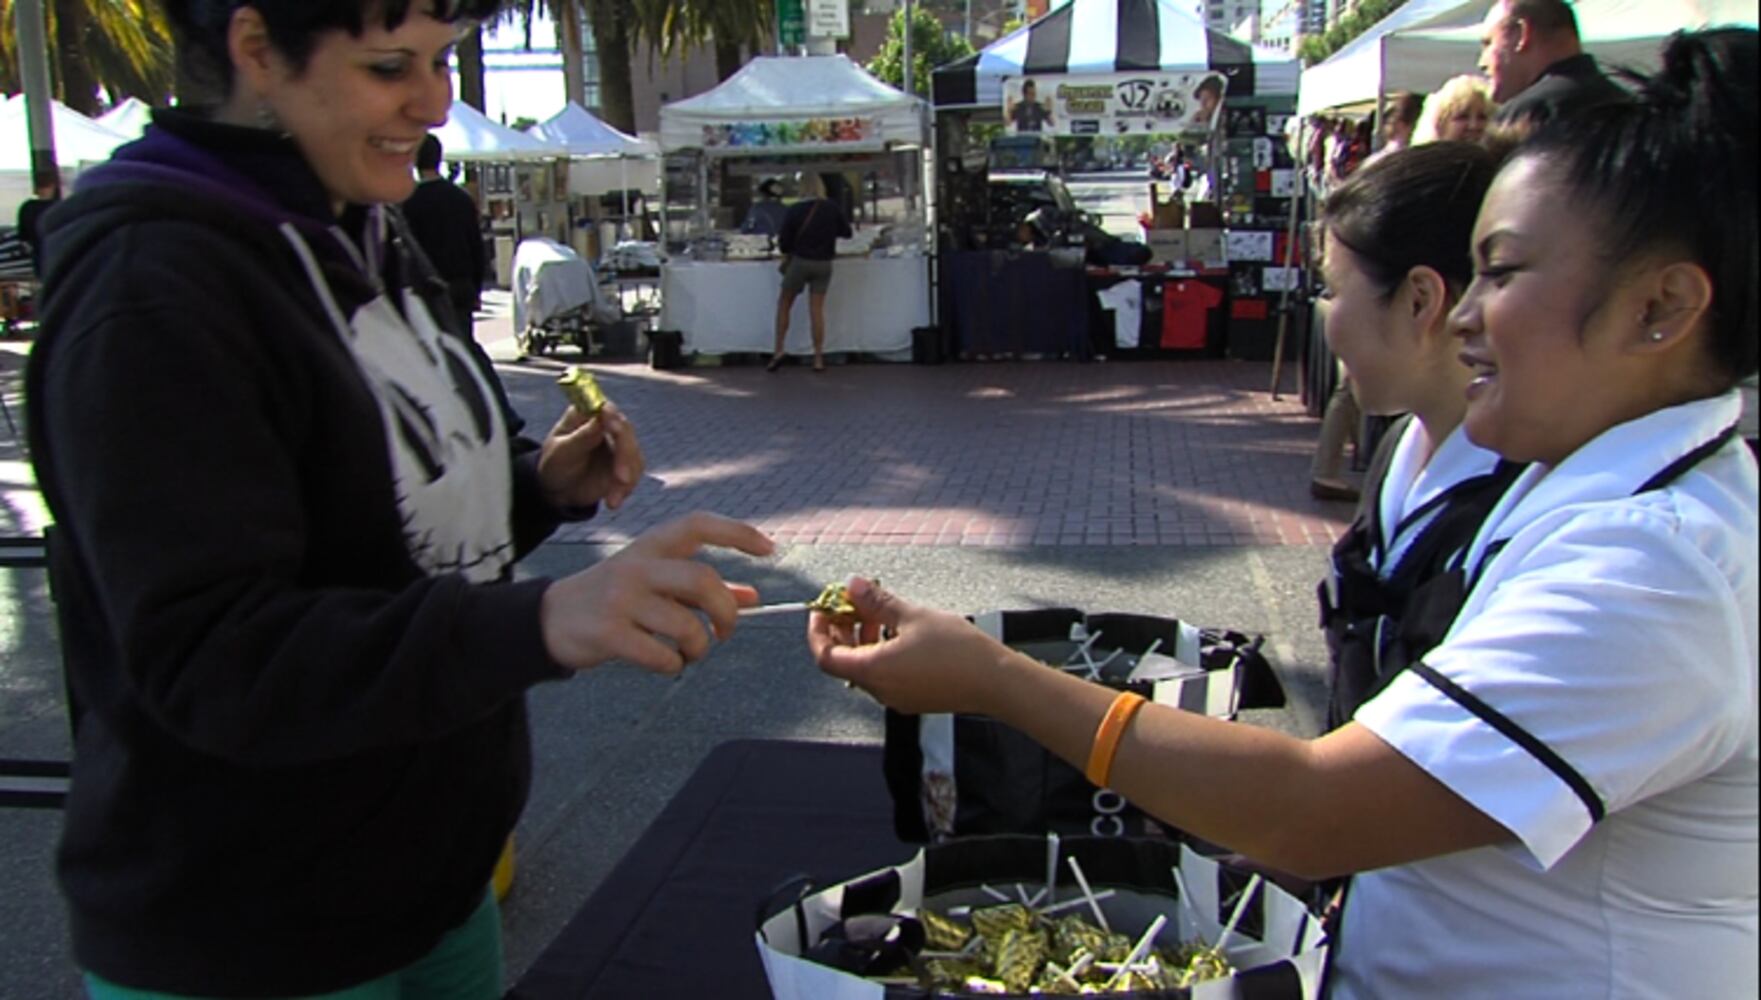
[1064,855,1110,933]
[1105,913,1168,990]
[1217,873,1265,950]
[1044,832,1061,905]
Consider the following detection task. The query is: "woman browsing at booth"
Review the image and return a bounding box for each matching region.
[26,2,772,996]
[1311,141,1524,730]
[809,29,1758,996]
[769,173,852,374]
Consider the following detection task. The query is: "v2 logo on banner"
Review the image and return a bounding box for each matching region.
[1003,72,1227,137]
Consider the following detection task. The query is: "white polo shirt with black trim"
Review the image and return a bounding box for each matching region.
[1331,392,1758,998]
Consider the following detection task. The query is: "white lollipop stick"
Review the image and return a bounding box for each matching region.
[1105,913,1168,989]
[1217,873,1264,951]
[1065,856,1110,933]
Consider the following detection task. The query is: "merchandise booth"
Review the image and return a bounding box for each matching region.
[657,55,931,360]
[929,0,1302,363]
[434,100,569,288]
[527,101,662,256]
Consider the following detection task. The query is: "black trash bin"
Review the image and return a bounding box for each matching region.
[648,329,684,370]
[911,326,945,365]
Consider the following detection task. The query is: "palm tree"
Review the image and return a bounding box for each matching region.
[492,0,638,132]
[456,25,486,112]
[584,0,637,133]
[0,0,175,113]
[631,0,774,82]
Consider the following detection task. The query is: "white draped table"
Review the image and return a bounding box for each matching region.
[659,256,928,358]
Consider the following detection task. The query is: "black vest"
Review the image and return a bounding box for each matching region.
[1318,417,1525,731]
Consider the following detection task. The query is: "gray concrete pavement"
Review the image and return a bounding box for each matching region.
[0,323,1338,997]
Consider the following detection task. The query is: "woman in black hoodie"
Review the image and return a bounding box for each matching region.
[26,2,772,996]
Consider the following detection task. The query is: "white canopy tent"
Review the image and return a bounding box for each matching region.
[434,100,559,161]
[96,96,155,140]
[1,101,133,221]
[1298,0,1760,116]
[530,102,656,157]
[526,101,659,205]
[660,55,927,155]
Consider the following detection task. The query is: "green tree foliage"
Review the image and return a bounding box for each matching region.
[1297,0,1409,66]
[630,0,774,81]
[866,4,976,98]
[0,0,176,112]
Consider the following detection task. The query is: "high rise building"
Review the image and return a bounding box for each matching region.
[1203,0,1263,35]
[1259,0,1328,54]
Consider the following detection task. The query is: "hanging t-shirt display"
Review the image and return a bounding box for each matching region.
[1162,279,1223,350]
[1096,280,1143,350]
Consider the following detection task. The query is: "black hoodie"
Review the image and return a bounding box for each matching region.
[26,111,574,995]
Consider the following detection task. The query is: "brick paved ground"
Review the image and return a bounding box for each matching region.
[498,353,1353,548]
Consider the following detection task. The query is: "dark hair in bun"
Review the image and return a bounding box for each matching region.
[1515,28,1758,383]
[162,0,504,91]
[1324,140,1504,300]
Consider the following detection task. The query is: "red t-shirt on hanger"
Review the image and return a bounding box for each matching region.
[1162,280,1224,350]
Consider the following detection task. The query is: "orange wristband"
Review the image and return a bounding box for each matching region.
[1085,691,1148,788]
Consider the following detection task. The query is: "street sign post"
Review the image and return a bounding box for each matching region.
[777,0,806,49]
[807,0,851,39]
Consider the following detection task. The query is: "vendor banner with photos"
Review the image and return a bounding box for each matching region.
[1003,72,1228,136]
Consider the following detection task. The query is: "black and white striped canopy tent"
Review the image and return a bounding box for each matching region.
[932,0,1301,112]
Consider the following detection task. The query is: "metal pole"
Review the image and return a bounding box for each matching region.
[902,0,915,97]
[965,0,973,40]
[15,0,60,192]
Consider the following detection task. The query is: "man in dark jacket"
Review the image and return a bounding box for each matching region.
[402,134,487,338]
[1479,0,1628,128]
[15,177,60,276]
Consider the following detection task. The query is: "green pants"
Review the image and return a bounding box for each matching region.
[84,891,502,1000]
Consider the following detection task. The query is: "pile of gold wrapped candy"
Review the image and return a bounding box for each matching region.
[889,901,1232,995]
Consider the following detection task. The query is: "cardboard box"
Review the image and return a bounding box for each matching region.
[1148,185,1185,228]
[1187,228,1226,269]
[1143,228,1188,266]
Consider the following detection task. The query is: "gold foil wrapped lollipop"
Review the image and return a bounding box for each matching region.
[557,365,608,416]
[805,582,860,624]
[920,909,974,952]
[993,927,1049,993]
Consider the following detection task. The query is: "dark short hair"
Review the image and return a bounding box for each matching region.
[1504,0,1579,39]
[1514,28,1758,383]
[1387,92,1426,127]
[757,178,781,197]
[1194,76,1224,100]
[1324,141,1504,299]
[162,0,503,92]
[416,134,444,170]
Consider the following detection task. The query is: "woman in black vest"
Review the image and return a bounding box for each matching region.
[1312,142,1525,730]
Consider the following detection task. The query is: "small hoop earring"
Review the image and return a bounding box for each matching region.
[255,102,283,133]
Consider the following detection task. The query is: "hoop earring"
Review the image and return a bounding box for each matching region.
[255,101,284,134]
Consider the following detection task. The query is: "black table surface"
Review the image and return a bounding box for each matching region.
[507,739,912,1000]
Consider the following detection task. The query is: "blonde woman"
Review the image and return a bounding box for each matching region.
[1413,74,1497,144]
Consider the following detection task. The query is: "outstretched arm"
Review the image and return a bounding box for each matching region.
[809,578,1509,879]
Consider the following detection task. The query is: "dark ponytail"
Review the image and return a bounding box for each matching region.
[1322,141,1503,300]
[161,0,504,92]
[1515,28,1759,383]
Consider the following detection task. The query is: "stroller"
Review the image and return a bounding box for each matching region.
[511,237,617,357]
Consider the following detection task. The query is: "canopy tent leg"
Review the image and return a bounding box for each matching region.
[1269,122,1307,400]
